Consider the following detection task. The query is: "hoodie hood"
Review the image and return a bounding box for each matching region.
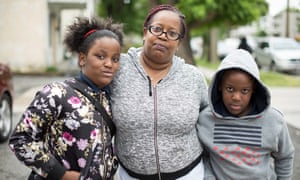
[209,49,270,119]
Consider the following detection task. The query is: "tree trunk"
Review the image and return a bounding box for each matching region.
[208,27,219,63]
[177,32,195,65]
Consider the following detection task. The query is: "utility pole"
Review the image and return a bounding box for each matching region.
[286,0,290,37]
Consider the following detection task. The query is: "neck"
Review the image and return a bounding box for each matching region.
[140,53,172,84]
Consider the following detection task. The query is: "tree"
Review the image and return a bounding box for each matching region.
[176,0,268,64]
[98,0,268,64]
[98,0,147,34]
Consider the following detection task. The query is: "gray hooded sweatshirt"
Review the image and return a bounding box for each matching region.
[110,47,208,175]
[198,49,294,180]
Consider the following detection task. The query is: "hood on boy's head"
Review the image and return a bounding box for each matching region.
[209,49,271,118]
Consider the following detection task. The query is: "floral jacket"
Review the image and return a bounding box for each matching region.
[9,77,116,180]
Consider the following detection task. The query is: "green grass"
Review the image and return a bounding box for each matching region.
[196,59,300,87]
[260,71,300,87]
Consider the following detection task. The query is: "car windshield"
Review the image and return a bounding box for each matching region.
[271,39,300,50]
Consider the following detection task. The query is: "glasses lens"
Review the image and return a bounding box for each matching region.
[167,31,180,40]
[148,26,180,40]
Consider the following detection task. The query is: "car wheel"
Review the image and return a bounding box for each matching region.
[0,93,12,142]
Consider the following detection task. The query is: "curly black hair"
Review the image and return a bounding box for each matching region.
[63,16,123,54]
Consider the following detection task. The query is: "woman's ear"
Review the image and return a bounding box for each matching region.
[143,27,147,36]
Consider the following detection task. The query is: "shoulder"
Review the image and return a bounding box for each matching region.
[199,106,212,118]
[266,107,284,119]
[38,78,75,96]
[120,47,140,62]
[263,107,286,127]
[176,56,205,75]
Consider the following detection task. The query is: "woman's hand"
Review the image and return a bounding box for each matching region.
[61,170,80,180]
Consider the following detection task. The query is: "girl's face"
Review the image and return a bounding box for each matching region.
[219,70,255,117]
[79,37,120,88]
[142,10,181,64]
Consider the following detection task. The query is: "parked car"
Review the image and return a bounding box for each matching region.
[253,37,300,73]
[0,63,13,142]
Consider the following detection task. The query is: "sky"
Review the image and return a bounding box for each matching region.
[267,0,300,16]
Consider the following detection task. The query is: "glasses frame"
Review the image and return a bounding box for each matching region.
[147,26,182,41]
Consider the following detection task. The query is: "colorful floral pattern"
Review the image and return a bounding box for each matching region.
[9,78,115,179]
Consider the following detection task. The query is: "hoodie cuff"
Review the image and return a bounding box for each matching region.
[46,162,67,180]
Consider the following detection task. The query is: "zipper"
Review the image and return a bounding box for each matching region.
[153,85,161,180]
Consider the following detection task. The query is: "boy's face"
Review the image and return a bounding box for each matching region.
[219,70,255,117]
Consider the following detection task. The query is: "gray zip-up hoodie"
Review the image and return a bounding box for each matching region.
[110,47,208,175]
[198,49,294,180]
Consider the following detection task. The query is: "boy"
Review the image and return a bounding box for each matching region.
[198,49,294,179]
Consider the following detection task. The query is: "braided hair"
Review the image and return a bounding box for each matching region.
[143,4,186,39]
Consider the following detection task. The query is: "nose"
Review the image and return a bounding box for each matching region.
[232,92,242,101]
[159,31,168,39]
[104,58,113,67]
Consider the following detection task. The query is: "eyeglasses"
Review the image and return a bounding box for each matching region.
[147,26,182,41]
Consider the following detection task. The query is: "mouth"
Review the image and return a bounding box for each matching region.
[153,43,167,51]
[102,71,114,77]
[229,104,242,111]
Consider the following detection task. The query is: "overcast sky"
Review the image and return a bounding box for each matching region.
[267,0,300,15]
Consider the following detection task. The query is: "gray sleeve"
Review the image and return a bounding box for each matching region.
[272,119,295,180]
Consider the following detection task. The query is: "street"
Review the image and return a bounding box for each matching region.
[0,74,299,179]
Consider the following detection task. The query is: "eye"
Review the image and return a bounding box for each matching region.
[241,89,250,94]
[97,55,105,60]
[112,56,120,63]
[151,26,162,33]
[226,87,234,92]
[167,31,179,38]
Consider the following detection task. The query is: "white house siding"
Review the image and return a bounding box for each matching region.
[0,0,49,73]
[0,0,94,73]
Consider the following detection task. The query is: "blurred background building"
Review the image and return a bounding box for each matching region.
[0,0,98,73]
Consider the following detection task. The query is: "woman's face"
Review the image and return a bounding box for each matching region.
[80,37,121,88]
[143,10,181,64]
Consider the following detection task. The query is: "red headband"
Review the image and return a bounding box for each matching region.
[84,29,97,39]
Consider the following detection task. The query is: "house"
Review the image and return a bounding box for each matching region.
[0,0,98,73]
[272,10,300,38]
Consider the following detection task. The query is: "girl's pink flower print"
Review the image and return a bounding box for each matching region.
[78,158,86,168]
[77,139,88,151]
[68,96,81,108]
[63,132,76,146]
[62,159,71,169]
[24,117,32,127]
[90,129,99,139]
[42,86,51,94]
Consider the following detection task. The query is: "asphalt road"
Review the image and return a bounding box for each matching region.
[0,74,299,179]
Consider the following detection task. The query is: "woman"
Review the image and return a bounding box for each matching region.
[110,4,208,180]
[9,16,123,180]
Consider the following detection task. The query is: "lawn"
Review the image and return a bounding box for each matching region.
[196,59,300,87]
